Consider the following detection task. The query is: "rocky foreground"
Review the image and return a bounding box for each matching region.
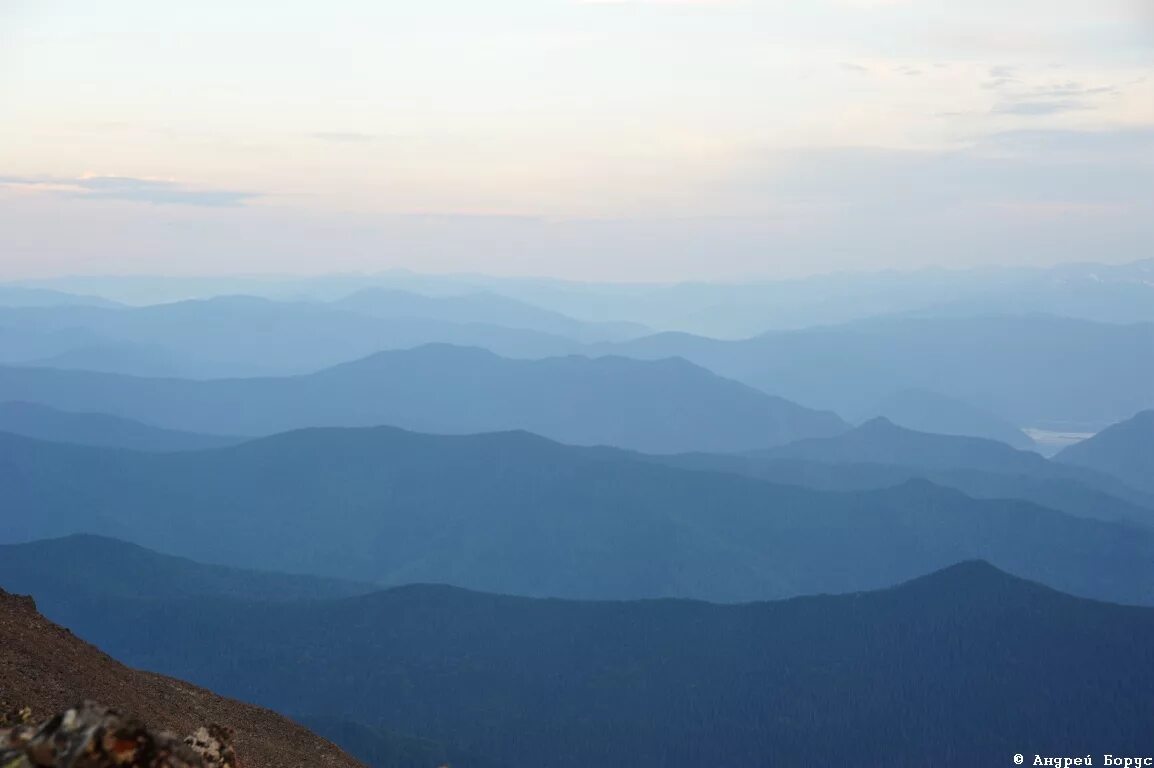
[0,589,364,768]
[0,701,234,767]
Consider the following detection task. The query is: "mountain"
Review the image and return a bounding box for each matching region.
[757,418,1152,506]
[26,563,1154,768]
[1056,410,1154,494]
[861,388,1034,449]
[537,258,1154,335]
[0,401,239,452]
[0,297,583,377]
[0,285,121,308]
[3,427,1153,605]
[763,416,1052,472]
[334,287,646,342]
[19,258,1154,335]
[653,452,1154,528]
[605,314,1154,431]
[27,341,188,378]
[0,588,364,768]
[901,259,1154,325]
[0,535,372,601]
[0,345,847,453]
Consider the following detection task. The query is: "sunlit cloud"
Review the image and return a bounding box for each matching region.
[0,175,260,207]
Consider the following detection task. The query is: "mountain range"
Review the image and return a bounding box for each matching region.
[0,344,847,453]
[859,388,1035,448]
[603,314,1154,430]
[652,444,1154,530]
[6,399,1148,530]
[13,553,1154,768]
[0,296,589,378]
[756,417,1150,502]
[3,288,1149,438]
[0,285,121,309]
[0,535,372,602]
[333,287,646,342]
[17,258,1153,334]
[0,401,239,452]
[2,284,1149,436]
[3,426,1152,605]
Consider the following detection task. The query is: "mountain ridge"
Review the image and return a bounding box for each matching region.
[0,401,240,452]
[19,558,1154,768]
[4,425,1153,605]
[1057,410,1154,494]
[0,344,847,453]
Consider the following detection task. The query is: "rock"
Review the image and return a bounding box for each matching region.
[0,703,238,768]
[184,725,238,768]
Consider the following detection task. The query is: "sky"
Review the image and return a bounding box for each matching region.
[0,0,1151,281]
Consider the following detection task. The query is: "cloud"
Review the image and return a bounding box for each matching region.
[0,175,259,207]
[992,99,1094,115]
[1032,82,1118,98]
[989,80,1120,116]
[2,131,1151,281]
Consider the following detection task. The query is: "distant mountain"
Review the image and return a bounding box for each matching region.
[605,314,1154,430]
[0,401,239,452]
[861,388,1034,449]
[390,258,1153,336]
[19,258,1154,335]
[335,287,647,342]
[654,453,1154,528]
[3,427,1153,605]
[531,258,1154,335]
[757,418,1151,504]
[902,259,1154,326]
[28,563,1154,768]
[26,341,188,378]
[0,297,583,377]
[762,417,1047,472]
[0,588,365,768]
[0,535,372,601]
[0,345,847,453]
[0,285,121,309]
[1057,411,1154,494]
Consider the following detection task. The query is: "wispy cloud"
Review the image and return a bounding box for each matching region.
[993,99,1094,115]
[990,79,1121,116]
[0,175,259,207]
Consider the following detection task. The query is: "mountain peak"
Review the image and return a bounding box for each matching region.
[885,560,1061,605]
[1056,409,1154,494]
[857,416,901,432]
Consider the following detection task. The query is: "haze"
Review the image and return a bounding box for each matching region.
[1,0,1151,280]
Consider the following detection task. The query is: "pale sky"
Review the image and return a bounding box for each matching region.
[0,0,1151,280]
